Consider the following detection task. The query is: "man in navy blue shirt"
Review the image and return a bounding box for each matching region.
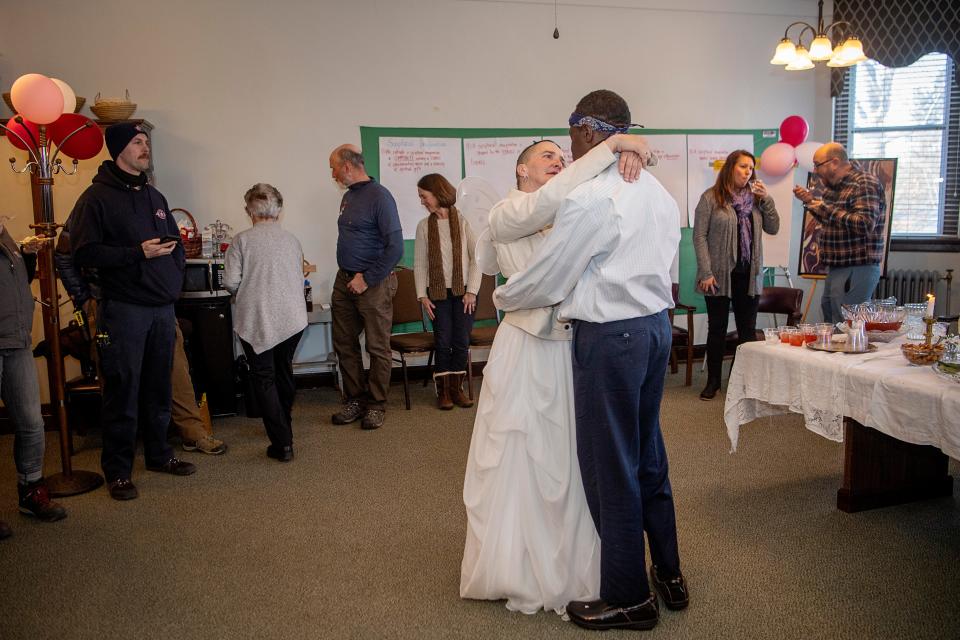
[328,144,403,430]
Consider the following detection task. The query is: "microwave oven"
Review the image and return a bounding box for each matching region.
[181,259,229,297]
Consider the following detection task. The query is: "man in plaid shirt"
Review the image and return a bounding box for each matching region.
[793,142,886,323]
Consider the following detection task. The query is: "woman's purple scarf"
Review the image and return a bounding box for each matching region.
[731,187,754,266]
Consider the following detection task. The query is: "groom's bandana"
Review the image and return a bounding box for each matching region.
[568,112,640,134]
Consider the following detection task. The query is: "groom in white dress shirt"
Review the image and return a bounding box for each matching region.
[493,89,689,631]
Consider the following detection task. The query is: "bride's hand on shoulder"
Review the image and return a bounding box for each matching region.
[609,134,652,182]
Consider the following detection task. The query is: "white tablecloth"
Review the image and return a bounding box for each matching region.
[724,339,960,461]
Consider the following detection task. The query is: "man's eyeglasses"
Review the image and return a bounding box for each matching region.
[813,158,834,169]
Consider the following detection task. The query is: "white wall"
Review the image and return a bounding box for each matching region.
[1,0,826,295]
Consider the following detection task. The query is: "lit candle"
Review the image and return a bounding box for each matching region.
[926,294,935,318]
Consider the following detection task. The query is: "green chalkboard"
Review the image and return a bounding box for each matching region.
[361,126,780,318]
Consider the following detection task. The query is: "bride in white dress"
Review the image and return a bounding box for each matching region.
[460,134,650,614]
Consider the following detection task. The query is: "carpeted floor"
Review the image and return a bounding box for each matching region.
[0,370,957,640]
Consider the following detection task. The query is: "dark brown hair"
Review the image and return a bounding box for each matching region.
[416,173,457,209]
[711,150,756,208]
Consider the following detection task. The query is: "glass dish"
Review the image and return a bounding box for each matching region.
[901,343,943,366]
[841,299,907,331]
[932,361,960,384]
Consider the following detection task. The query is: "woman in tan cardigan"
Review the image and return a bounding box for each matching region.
[413,174,481,410]
[693,150,779,401]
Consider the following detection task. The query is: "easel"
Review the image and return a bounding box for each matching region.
[763,265,795,288]
[799,275,824,324]
[764,265,801,326]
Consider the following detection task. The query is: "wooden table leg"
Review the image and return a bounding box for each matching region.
[837,418,954,513]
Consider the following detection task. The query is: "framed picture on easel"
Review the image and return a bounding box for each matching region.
[798,157,898,279]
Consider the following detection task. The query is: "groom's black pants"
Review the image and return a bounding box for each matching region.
[572,310,682,605]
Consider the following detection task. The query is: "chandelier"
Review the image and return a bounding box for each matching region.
[770,0,867,71]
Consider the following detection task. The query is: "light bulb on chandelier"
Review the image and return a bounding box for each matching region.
[770,0,868,71]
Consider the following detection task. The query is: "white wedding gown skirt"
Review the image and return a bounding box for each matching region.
[460,322,600,614]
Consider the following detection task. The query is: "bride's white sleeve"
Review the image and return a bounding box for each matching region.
[488,143,616,243]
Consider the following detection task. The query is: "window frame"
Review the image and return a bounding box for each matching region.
[834,54,960,252]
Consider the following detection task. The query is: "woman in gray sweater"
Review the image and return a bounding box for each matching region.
[224,183,307,461]
[693,150,779,400]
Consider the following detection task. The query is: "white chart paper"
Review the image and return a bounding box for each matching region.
[463,137,541,200]
[644,134,688,228]
[379,137,462,238]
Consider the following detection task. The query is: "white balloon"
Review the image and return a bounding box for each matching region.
[474,228,501,276]
[795,140,824,173]
[50,78,76,114]
[456,176,501,240]
[456,177,503,275]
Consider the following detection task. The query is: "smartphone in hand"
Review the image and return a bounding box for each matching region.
[158,235,181,244]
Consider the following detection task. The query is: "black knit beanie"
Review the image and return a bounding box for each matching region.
[105,122,145,160]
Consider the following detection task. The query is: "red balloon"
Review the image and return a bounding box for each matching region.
[48,113,104,160]
[779,115,809,147]
[4,115,42,151]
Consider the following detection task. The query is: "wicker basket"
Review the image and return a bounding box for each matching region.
[171,208,202,258]
[90,90,137,121]
[3,92,86,115]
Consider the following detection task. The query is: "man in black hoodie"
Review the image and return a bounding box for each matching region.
[69,123,195,501]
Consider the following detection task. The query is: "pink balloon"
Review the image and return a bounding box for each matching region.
[759,142,796,177]
[779,115,809,147]
[10,73,64,125]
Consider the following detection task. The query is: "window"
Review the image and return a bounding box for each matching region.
[834,53,959,246]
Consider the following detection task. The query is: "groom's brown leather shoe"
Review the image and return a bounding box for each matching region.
[567,594,658,631]
[650,565,689,610]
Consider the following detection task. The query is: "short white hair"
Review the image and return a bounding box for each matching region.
[244,183,283,219]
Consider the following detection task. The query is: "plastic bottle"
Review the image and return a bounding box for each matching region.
[201,229,213,258]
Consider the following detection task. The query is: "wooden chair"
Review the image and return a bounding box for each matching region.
[389,268,435,410]
[721,286,805,352]
[466,274,500,398]
[755,286,804,337]
[668,283,696,386]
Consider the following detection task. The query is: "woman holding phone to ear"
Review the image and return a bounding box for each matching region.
[693,149,779,401]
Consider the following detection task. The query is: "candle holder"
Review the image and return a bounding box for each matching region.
[923,316,936,347]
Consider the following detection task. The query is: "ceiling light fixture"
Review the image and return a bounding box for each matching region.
[771,0,867,71]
